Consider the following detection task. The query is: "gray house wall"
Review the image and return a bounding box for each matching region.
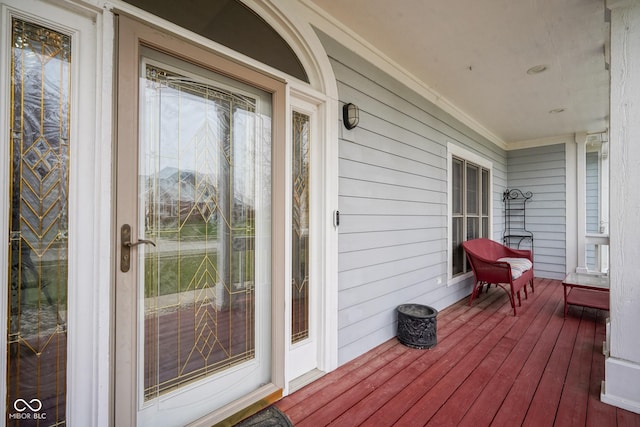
[506,144,567,279]
[316,31,509,364]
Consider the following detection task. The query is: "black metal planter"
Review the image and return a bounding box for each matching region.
[396,304,438,349]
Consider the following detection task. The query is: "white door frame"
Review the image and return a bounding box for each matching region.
[107,0,340,403]
[113,14,288,426]
[285,89,330,391]
[0,0,111,425]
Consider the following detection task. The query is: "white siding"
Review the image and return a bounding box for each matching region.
[316,31,508,364]
[507,144,567,279]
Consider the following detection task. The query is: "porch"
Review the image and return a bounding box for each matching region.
[273,278,640,426]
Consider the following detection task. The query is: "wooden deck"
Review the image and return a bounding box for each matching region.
[274,278,640,426]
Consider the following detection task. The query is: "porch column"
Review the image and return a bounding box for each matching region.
[602,0,640,414]
[574,132,588,273]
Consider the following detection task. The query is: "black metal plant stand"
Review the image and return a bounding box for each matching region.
[502,188,534,252]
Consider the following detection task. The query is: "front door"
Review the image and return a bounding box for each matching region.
[114,16,285,426]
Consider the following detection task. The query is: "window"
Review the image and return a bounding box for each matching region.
[449,145,492,278]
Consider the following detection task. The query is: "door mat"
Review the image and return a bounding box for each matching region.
[234,406,293,427]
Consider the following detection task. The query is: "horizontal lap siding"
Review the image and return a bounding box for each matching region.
[507,144,566,279]
[316,30,508,365]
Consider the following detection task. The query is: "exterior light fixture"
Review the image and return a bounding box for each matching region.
[343,103,359,129]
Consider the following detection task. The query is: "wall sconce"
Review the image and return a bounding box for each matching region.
[343,103,359,130]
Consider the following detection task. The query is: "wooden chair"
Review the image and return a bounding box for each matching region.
[462,238,534,316]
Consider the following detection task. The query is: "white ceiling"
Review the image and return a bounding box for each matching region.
[308,0,610,146]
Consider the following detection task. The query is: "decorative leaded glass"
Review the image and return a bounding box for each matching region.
[142,63,266,399]
[7,18,70,426]
[291,111,310,344]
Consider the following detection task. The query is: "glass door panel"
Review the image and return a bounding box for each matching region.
[6,18,70,426]
[291,111,310,344]
[140,58,268,400]
[116,38,275,424]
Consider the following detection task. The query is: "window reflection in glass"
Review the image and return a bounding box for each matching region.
[8,18,70,426]
[141,62,271,399]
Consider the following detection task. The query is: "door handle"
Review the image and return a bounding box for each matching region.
[120,224,155,272]
[124,238,156,248]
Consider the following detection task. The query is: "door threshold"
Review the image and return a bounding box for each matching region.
[288,369,326,393]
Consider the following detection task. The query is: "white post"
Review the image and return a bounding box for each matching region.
[575,133,588,273]
[565,141,578,273]
[602,0,640,414]
[600,140,610,273]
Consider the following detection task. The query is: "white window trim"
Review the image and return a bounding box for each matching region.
[446,142,493,286]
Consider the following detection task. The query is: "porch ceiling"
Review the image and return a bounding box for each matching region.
[308,0,610,146]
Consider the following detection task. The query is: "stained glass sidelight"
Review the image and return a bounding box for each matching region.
[141,63,268,399]
[291,111,310,343]
[7,18,71,426]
